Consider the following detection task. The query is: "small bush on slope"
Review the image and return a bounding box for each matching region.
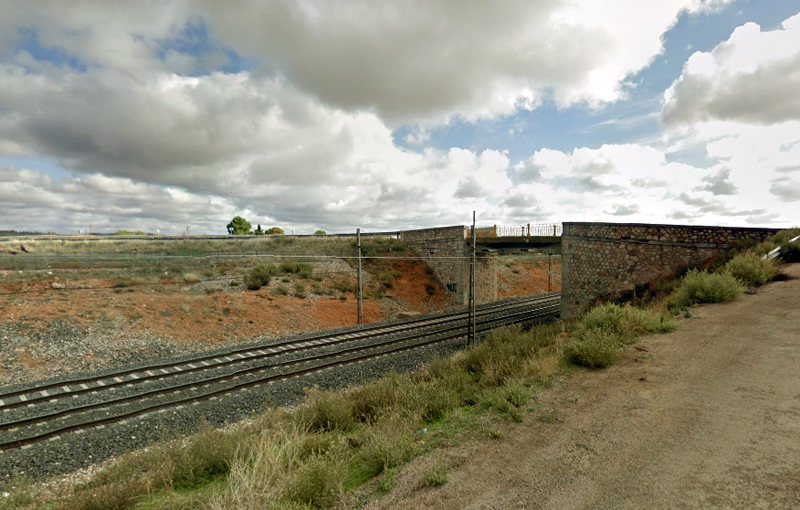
[667,269,744,310]
[722,252,779,286]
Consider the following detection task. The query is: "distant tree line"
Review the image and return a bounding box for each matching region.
[226,216,326,236]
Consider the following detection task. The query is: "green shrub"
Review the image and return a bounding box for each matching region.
[377,271,393,288]
[246,263,279,290]
[753,228,800,256]
[61,482,143,510]
[667,270,744,309]
[723,252,779,286]
[280,261,314,279]
[563,328,619,368]
[272,285,289,296]
[478,379,530,421]
[331,279,353,293]
[407,379,460,422]
[298,433,338,460]
[780,240,800,263]
[349,373,406,423]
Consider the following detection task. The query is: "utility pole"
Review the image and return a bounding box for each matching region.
[548,251,553,293]
[356,228,364,326]
[468,211,477,347]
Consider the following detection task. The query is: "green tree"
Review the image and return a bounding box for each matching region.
[265,227,285,235]
[227,216,252,235]
[254,224,264,235]
[314,230,326,235]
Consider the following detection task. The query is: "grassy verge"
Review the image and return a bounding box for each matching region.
[9,299,680,510]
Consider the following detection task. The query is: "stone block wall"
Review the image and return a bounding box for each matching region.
[400,226,468,307]
[561,222,780,318]
[400,225,498,307]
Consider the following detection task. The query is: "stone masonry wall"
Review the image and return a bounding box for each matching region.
[561,222,780,318]
[400,226,468,307]
[469,252,498,305]
[400,226,498,307]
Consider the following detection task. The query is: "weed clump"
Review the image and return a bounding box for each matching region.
[421,461,448,487]
[359,414,418,474]
[580,303,676,343]
[377,271,393,288]
[284,452,346,508]
[331,279,353,293]
[458,323,561,385]
[722,252,779,286]
[667,269,744,310]
[272,285,289,296]
[563,328,620,368]
[294,387,354,432]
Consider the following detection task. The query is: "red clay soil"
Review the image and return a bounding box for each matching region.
[498,257,561,297]
[0,259,448,349]
[0,257,544,383]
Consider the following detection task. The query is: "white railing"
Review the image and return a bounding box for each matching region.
[764,234,800,260]
[475,224,562,238]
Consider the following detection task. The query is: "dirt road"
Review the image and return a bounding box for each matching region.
[369,264,800,509]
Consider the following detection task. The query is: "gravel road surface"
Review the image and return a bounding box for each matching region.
[367,263,800,509]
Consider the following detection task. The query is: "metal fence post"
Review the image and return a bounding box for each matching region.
[357,228,364,326]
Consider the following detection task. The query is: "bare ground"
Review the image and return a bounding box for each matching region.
[366,263,800,509]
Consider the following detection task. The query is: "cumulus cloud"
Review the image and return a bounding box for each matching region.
[607,204,640,216]
[0,0,730,125]
[0,165,238,234]
[697,167,738,195]
[662,12,800,127]
[3,0,798,234]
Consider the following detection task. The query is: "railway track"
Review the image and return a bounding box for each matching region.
[0,294,560,452]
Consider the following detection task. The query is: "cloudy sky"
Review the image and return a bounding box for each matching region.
[0,0,798,235]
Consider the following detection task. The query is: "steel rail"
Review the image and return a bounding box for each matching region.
[0,299,540,412]
[0,300,558,431]
[0,294,556,405]
[0,300,559,451]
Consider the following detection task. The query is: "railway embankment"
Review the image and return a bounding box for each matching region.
[0,296,559,483]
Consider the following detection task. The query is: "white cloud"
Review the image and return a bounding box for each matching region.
[662,12,800,126]
[514,143,790,225]
[198,0,727,123]
[3,0,797,234]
